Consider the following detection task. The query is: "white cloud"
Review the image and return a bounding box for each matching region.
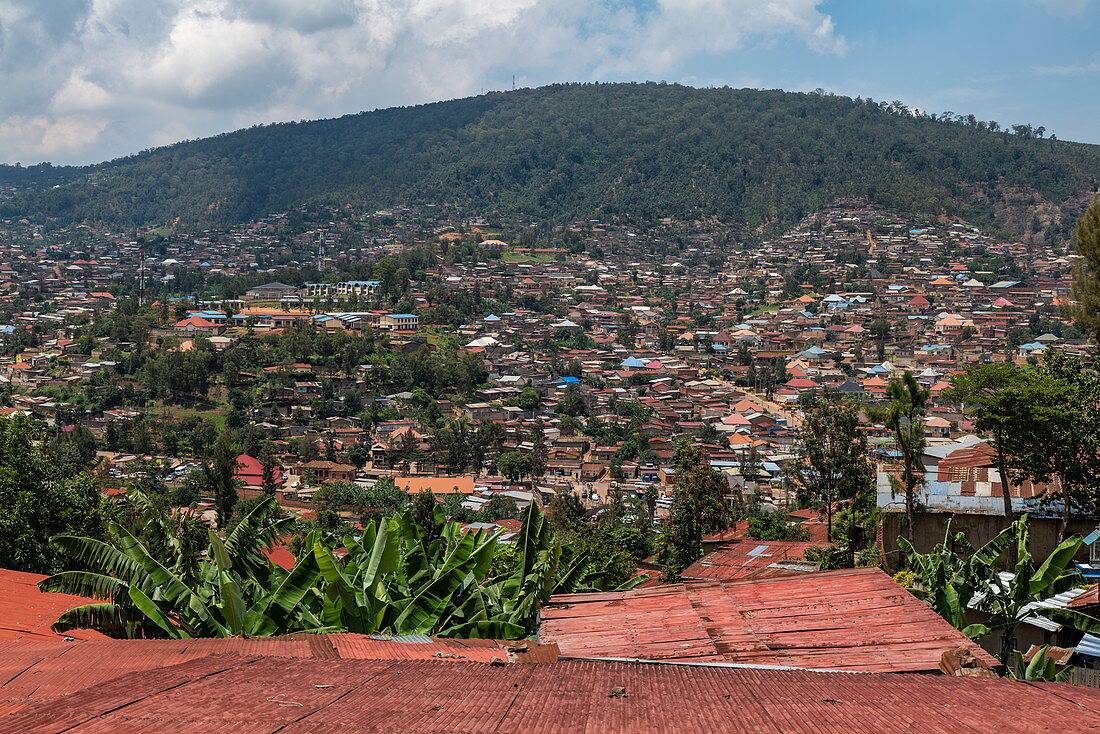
[0,115,108,161]
[0,0,846,163]
[51,73,113,112]
[1032,57,1100,75]
[1034,0,1092,16]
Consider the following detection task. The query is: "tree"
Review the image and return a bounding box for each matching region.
[0,416,106,574]
[481,495,520,522]
[657,446,732,578]
[347,443,369,469]
[528,421,548,478]
[52,426,99,478]
[791,398,874,540]
[258,441,280,496]
[869,318,891,362]
[746,511,810,541]
[515,386,540,412]
[410,490,443,546]
[1070,200,1100,344]
[1032,355,1100,537]
[548,491,585,531]
[554,384,587,416]
[696,422,722,444]
[205,430,240,529]
[875,371,929,544]
[498,451,530,483]
[945,364,1046,518]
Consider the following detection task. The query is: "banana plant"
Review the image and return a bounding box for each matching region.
[309,502,646,639]
[41,494,320,638]
[1011,645,1072,682]
[902,514,1100,664]
[44,493,646,640]
[899,518,1013,638]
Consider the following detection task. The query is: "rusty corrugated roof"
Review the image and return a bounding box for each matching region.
[0,569,107,642]
[681,539,825,581]
[0,635,558,715]
[540,568,999,673]
[4,655,1100,733]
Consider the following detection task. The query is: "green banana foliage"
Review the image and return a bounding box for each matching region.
[1011,645,1072,682]
[902,514,1100,664]
[41,494,645,639]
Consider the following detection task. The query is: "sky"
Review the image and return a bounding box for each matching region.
[0,0,1097,165]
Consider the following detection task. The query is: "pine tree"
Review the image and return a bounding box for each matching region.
[205,430,239,529]
[1071,199,1100,346]
[259,441,279,496]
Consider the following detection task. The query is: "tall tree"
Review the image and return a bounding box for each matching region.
[870,318,891,362]
[658,445,732,578]
[259,440,280,496]
[946,364,1036,518]
[0,416,105,573]
[205,430,240,529]
[875,371,929,544]
[528,420,549,479]
[791,399,874,540]
[1034,355,1100,537]
[1071,198,1100,345]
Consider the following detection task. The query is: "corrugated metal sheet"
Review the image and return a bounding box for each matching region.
[681,540,825,581]
[5,655,1100,733]
[0,569,108,642]
[540,568,999,673]
[0,634,558,715]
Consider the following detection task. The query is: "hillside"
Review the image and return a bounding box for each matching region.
[3,83,1099,240]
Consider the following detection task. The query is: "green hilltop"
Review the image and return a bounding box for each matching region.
[3,82,1098,240]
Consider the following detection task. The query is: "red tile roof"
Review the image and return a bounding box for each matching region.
[6,655,1099,732]
[540,568,998,673]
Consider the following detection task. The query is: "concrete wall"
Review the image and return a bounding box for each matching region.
[880,512,1097,571]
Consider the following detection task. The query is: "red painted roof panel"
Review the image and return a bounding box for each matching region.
[5,656,1100,733]
[540,568,998,673]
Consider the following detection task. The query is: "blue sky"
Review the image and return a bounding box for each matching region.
[0,0,1097,165]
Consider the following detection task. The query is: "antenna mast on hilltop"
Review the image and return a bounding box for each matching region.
[138,247,146,307]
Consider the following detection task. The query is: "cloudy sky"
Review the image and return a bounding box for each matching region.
[1,0,1097,165]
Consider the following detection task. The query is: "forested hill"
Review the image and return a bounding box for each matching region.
[3,83,1099,240]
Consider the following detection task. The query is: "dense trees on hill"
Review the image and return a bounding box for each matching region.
[4,83,1098,239]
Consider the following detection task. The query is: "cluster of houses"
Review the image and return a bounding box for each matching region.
[0,200,1087,550]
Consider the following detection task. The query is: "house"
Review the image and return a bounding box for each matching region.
[394,476,476,495]
[244,282,298,301]
[234,453,283,488]
[7,647,1096,732]
[297,460,357,483]
[379,313,419,330]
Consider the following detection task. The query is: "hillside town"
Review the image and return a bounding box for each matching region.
[2,197,1100,729]
[0,200,1085,519]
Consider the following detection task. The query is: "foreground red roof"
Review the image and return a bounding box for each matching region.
[540,568,998,673]
[6,655,1099,732]
[0,635,557,716]
[0,569,107,642]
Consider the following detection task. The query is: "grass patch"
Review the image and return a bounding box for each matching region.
[151,403,229,429]
[501,252,555,263]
